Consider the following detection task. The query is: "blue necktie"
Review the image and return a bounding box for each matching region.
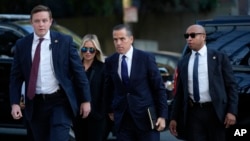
[193,52,200,102]
[121,55,129,86]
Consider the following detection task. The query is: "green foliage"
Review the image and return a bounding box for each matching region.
[0,0,218,17]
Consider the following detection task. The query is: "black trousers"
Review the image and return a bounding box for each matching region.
[72,115,106,141]
[187,102,226,141]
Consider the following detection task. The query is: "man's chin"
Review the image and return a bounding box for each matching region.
[116,49,124,54]
[36,31,47,37]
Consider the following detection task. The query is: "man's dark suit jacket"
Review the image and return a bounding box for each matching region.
[9,31,91,120]
[104,48,168,131]
[171,48,238,133]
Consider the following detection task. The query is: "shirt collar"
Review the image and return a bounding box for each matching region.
[192,45,207,56]
[33,30,51,41]
[120,45,133,60]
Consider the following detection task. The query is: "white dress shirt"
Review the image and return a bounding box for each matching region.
[118,46,133,79]
[32,31,59,94]
[188,45,211,103]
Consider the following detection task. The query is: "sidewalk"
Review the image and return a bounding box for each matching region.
[107,130,183,141]
[160,130,183,141]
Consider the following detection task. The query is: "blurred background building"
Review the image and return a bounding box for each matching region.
[0,0,249,55]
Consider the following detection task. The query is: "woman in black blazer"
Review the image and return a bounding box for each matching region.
[72,34,107,141]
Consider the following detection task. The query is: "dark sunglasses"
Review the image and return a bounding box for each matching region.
[81,47,96,54]
[184,33,204,39]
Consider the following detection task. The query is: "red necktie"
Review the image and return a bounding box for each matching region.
[27,38,44,100]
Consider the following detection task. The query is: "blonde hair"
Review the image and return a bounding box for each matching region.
[79,34,104,62]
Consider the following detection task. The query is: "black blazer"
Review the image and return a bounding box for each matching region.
[86,60,106,120]
[171,48,238,124]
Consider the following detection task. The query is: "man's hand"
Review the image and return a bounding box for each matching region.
[169,120,178,136]
[224,113,236,128]
[11,104,23,120]
[79,102,91,118]
[108,113,114,121]
[155,117,166,131]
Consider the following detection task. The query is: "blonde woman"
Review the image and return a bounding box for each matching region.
[72,34,107,141]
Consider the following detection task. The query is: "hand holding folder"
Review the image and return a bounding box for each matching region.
[147,107,157,129]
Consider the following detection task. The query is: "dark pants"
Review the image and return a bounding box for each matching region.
[73,114,106,141]
[187,102,226,141]
[28,91,72,141]
[102,115,115,141]
[117,112,160,141]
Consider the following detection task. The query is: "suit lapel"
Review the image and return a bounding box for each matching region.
[181,53,191,101]
[112,53,122,83]
[129,49,138,81]
[50,32,60,70]
[89,62,96,82]
[207,49,217,87]
[25,35,34,70]
[183,53,190,87]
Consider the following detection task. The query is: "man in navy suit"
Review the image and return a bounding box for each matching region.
[9,5,91,141]
[169,24,238,141]
[104,24,168,141]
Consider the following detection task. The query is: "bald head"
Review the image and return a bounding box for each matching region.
[185,24,206,51]
[186,24,206,34]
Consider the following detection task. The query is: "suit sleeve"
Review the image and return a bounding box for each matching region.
[147,54,168,119]
[9,39,24,105]
[170,61,185,120]
[221,53,238,115]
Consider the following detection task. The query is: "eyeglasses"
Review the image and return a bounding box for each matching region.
[184,33,204,39]
[81,47,96,54]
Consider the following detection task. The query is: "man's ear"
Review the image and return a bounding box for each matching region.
[130,36,134,43]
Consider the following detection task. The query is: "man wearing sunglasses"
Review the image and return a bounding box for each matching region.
[169,24,238,141]
[104,24,168,141]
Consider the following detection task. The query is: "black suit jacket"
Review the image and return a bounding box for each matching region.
[171,48,238,126]
[104,48,168,131]
[9,31,91,120]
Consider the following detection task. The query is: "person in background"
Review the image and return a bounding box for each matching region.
[169,24,238,141]
[9,5,91,141]
[72,34,107,141]
[104,24,168,141]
